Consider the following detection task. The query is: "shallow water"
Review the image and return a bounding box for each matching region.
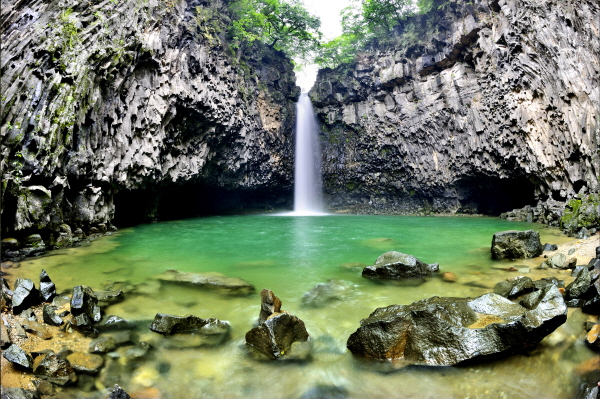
[9,215,592,399]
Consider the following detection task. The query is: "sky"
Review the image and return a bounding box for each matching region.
[295,0,353,92]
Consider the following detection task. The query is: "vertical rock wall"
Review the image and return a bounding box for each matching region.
[1,0,299,248]
[310,0,599,217]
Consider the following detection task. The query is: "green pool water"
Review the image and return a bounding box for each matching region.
[12,214,592,399]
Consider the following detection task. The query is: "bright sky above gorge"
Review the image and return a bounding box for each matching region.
[295,0,352,92]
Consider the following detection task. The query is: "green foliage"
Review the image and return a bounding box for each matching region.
[228,0,322,60]
[315,0,435,69]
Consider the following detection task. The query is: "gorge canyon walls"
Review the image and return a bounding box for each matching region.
[310,0,599,222]
[1,0,299,248]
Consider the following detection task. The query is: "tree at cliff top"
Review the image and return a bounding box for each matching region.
[315,0,434,68]
[228,0,322,61]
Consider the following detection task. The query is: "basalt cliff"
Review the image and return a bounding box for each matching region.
[1,0,600,259]
[1,0,299,253]
[310,0,599,224]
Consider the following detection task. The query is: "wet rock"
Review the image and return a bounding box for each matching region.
[38,269,56,302]
[585,323,600,351]
[542,243,558,251]
[0,387,39,399]
[533,277,564,290]
[491,230,543,259]
[108,385,131,399]
[150,313,230,347]
[124,341,150,358]
[156,269,255,296]
[541,252,567,269]
[259,289,282,324]
[70,285,101,322]
[493,277,535,298]
[346,285,566,366]
[301,280,353,308]
[1,276,13,310]
[106,331,135,346]
[1,316,11,348]
[247,290,310,360]
[43,305,63,326]
[12,278,39,314]
[565,268,594,301]
[33,379,55,395]
[89,336,117,353]
[581,280,600,315]
[97,315,136,332]
[246,312,310,360]
[66,352,105,374]
[21,320,52,339]
[33,351,77,385]
[71,313,97,335]
[3,344,33,370]
[299,385,349,399]
[596,246,600,258]
[362,251,439,280]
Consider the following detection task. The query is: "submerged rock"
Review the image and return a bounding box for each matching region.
[108,385,132,399]
[346,285,566,366]
[150,313,230,348]
[96,290,125,307]
[66,352,105,374]
[491,230,543,259]
[542,243,558,252]
[3,344,33,370]
[493,277,535,298]
[89,336,117,353]
[362,251,439,280]
[301,280,353,308]
[0,387,39,399]
[246,290,310,360]
[39,269,56,302]
[96,315,136,332]
[156,269,255,296]
[12,278,39,314]
[70,285,101,322]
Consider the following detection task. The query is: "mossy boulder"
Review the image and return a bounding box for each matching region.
[561,194,600,235]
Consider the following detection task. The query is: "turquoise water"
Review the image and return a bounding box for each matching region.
[12,215,590,399]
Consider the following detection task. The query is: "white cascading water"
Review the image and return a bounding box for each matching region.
[293,93,324,215]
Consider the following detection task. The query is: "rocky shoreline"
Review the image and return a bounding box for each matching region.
[1,230,599,398]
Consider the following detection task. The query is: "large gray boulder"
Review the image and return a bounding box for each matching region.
[301,280,354,308]
[156,269,255,296]
[491,230,543,259]
[346,285,566,366]
[362,251,439,280]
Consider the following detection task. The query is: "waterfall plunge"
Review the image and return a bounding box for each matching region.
[293,93,325,215]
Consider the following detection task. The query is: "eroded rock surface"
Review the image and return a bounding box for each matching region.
[246,290,310,360]
[491,230,542,259]
[1,0,299,254]
[309,0,599,215]
[346,285,566,366]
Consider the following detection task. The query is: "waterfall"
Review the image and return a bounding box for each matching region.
[293,93,324,215]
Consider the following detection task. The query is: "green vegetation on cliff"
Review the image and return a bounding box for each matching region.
[315,0,436,68]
